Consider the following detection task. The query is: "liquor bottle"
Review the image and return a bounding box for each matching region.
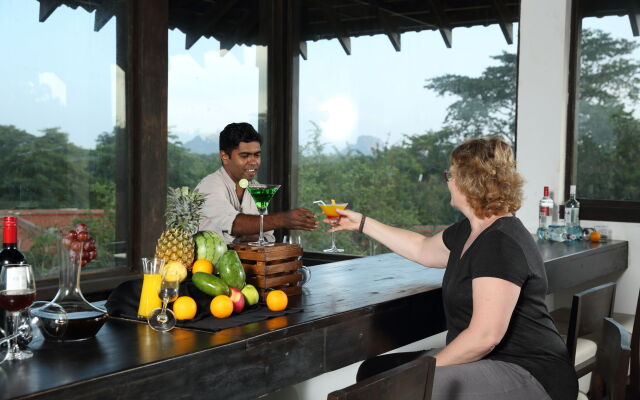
[537,186,555,239]
[564,185,581,239]
[1,216,26,268]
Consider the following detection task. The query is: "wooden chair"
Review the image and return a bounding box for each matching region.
[551,282,616,377]
[327,354,436,400]
[576,318,630,400]
[615,288,639,400]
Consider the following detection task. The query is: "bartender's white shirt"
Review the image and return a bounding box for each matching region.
[195,167,275,244]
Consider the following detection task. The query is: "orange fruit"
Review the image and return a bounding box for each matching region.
[266,290,288,312]
[192,259,214,275]
[173,296,197,320]
[210,295,233,318]
[589,231,602,243]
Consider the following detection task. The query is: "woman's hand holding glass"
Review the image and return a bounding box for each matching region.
[147,267,180,332]
[324,208,363,232]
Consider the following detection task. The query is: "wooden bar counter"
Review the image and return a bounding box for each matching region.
[0,239,628,400]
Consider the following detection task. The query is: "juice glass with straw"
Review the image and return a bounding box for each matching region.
[137,258,165,319]
[315,199,348,253]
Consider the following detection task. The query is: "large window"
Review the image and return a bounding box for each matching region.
[167,31,267,189]
[0,0,128,278]
[297,25,518,255]
[569,12,640,221]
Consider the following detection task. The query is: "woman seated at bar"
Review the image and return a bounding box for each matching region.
[331,137,578,400]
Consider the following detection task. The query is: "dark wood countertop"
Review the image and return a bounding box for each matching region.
[0,239,628,400]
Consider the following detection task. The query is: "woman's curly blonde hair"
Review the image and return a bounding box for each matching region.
[450,137,524,218]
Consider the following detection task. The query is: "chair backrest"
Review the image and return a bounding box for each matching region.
[589,318,631,400]
[327,354,436,400]
[566,282,616,369]
[630,289,640,400]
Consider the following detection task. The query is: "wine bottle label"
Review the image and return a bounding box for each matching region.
[6,269,27,290]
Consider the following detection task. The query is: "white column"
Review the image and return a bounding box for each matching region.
[516,0,573,231]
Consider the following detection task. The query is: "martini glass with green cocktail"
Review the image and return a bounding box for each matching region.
[316,200,348,253]
[247,183,281,247]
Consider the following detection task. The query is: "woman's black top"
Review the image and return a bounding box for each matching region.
[442,216,578,400]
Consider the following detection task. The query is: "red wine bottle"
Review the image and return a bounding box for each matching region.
[1,216,27,268]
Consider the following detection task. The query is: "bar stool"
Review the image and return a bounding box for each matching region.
[327,354,436,400]
[550,282,616,377]
[576,318,630,400]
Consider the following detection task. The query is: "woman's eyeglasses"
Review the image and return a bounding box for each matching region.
[444,169,453,183]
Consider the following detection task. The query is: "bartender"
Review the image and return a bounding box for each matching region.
[196,122,317,244]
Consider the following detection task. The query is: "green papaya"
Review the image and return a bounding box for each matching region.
[192,272,229,296]
[218,250,246,289]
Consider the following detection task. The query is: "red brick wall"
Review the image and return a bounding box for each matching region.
[0,209,104,250]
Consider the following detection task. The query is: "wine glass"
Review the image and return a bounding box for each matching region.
[147,267,179,332]
[247,183,281,247]
[0,264,36,360]
[317,202,348,253]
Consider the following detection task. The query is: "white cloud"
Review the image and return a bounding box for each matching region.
[37,72,67,106]
[318,96,358,143]
[167,46,262,141]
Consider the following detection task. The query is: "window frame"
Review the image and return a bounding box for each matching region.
[565,0,640,223]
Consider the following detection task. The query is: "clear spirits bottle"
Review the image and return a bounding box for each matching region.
[537,186,555,239]
[564,185,581,240]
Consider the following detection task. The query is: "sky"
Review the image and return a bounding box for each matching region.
[0,0,636,150]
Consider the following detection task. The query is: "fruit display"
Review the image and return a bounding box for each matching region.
[155,187,205,270]
[217,250,246,289]
[62,223,98,267]
[194,231,227,266]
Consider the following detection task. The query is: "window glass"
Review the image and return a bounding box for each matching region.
[575,17,640,202]
[0,0,127,277]
[167,30,266,189]
[297,26,518,255]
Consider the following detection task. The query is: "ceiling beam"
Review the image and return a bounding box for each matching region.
[185,0,242,49]
[38,0,61,23]
[379,11,401,51]
[316,1,351,55]
[427,0,452,48]
[94,0,116,32]
[299,41,308,60]
[627,0,640,36]
[492,0,514,44]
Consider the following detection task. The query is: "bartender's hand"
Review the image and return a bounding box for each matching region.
[281,208,318,231]
[327,209,362,232]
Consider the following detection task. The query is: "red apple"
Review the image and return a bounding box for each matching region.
[229,287,245,313]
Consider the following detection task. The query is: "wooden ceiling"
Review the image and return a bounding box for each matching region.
[35,0,640,52]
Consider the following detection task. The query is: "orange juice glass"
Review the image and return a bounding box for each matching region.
[137,258,165,318]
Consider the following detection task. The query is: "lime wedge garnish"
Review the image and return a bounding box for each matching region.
[239,179,249,189]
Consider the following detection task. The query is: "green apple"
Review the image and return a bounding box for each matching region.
[241,284,260,306]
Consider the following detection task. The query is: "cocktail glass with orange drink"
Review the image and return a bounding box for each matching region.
[316,200,348,253]
[137,258,165,319]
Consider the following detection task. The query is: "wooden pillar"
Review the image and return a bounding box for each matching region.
[261,0,300,239]
[127,0,168,264]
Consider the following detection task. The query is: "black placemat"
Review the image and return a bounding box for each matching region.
[106,279,302,332]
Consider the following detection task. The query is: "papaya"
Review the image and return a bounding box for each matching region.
[218,250,246,289]
[192,272,229,296]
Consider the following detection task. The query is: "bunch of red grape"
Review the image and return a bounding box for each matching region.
[62,223,97,267]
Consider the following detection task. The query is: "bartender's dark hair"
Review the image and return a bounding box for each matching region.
[219,122,262,155]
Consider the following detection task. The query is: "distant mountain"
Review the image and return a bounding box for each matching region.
[184,135,219,155]
[345,135,384,155]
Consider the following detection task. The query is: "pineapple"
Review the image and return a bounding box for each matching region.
[155,186,205,270]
